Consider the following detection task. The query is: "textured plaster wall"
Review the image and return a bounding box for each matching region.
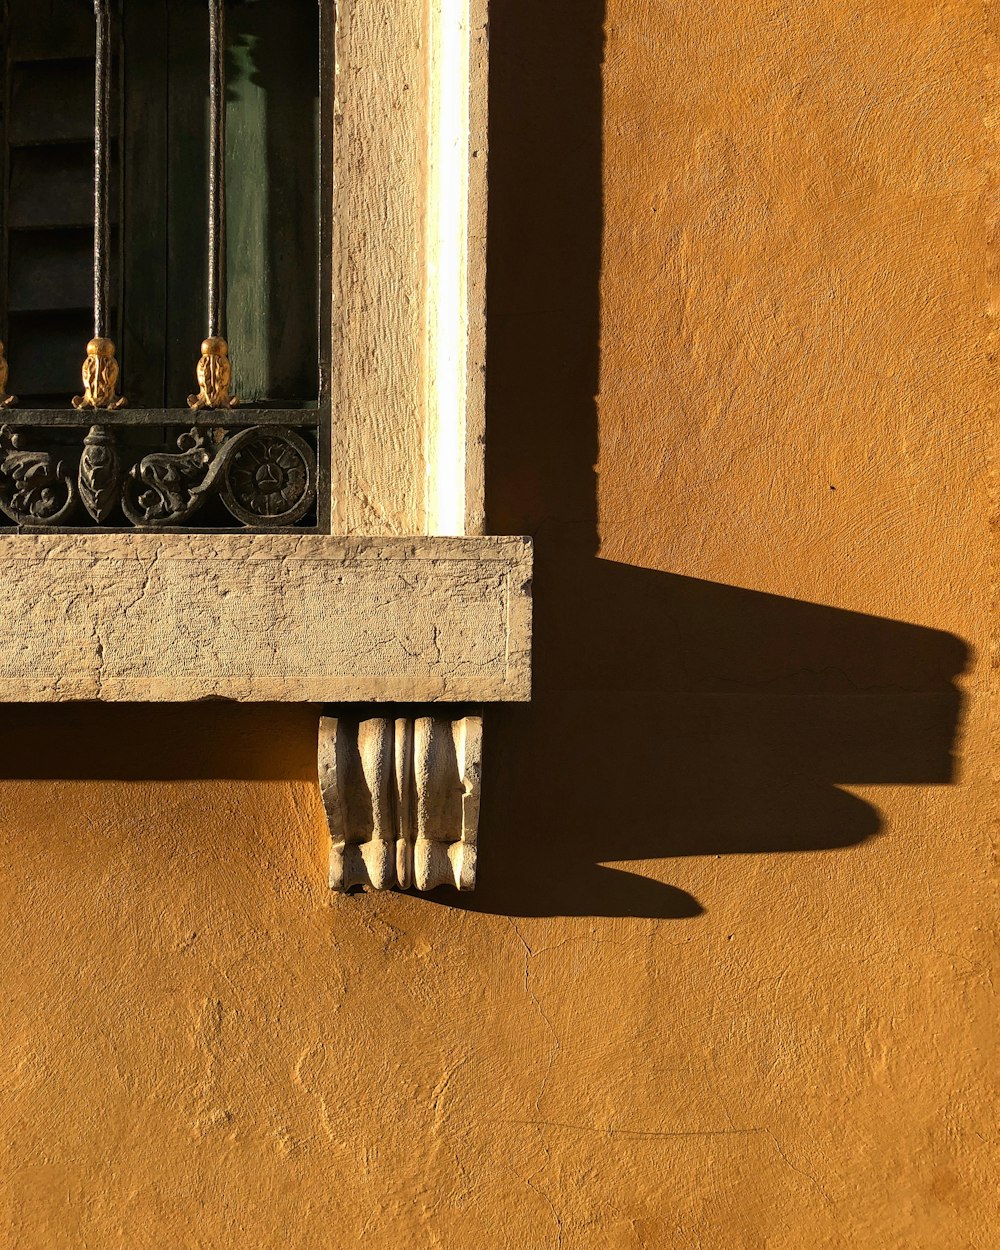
[0,2,993,1247]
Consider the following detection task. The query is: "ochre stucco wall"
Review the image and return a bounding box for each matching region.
[0,2,993,1246]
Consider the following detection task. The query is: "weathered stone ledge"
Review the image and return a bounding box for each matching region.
[0,534,532,703]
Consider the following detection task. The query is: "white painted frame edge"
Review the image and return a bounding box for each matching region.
[331,0,489,539]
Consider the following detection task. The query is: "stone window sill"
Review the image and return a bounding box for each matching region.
[0,532,531,704]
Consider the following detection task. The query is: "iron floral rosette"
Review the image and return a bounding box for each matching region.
[219,427,317,526]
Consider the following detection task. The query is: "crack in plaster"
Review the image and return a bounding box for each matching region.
[431,1056,467,1131]
[93,627,104,699]
[762,1129,834,1208]
[507,919,566,1248]
[507,920,561,1119]
[503,1118,834,1208]
[293,1042,342,1149]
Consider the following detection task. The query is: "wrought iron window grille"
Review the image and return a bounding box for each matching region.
[0,0,332,532]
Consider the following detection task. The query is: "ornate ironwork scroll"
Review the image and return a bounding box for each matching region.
[74,0,125,411]
[0,424,316,529]
[122,427,221,526]
[0,426,76,525]
[78,425,122,523]
[189,0,238,412]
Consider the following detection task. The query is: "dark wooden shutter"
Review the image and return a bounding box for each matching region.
[3,0,320,410]
[3,0,119,405]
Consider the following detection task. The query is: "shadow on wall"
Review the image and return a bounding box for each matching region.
[0,703,322,781]
[465,565,968,919]
[458,0,970,918]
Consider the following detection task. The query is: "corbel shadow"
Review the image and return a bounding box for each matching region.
[445,0,970,918]
[463,561,968,918]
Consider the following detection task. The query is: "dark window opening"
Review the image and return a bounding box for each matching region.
[0,0,330,532]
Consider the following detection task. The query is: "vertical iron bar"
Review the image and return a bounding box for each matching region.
[94,0,112,340]
[74,0,124,409]
[208,0,225,340]
[189,0,236,410]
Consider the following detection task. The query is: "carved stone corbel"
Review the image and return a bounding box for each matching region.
[320,710,482,893]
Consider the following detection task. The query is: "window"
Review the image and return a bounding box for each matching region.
[0,0,532,894]
[0,0,331,530]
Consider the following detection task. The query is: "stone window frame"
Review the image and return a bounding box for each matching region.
[0,0,532,893]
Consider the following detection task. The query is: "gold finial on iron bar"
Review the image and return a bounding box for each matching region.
[73,337,127,412]
[188,336,238,410]
[78,1,127,411]
[0,343,17,408]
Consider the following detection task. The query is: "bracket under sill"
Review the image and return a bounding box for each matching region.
[320,709,481,893]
